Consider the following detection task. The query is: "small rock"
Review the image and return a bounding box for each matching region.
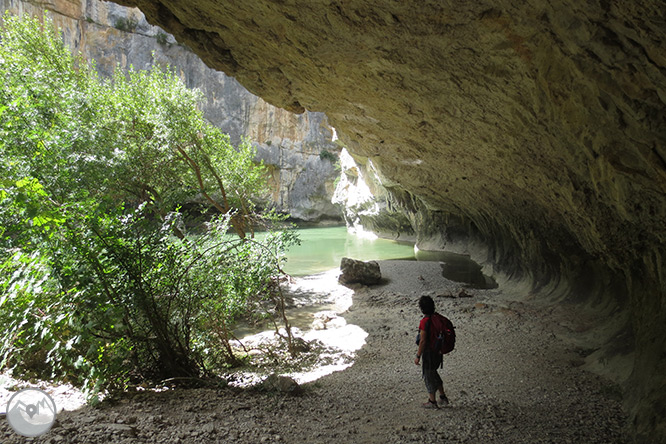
[458,289,472,298]
[290,337,311,353]
[261,374,302,395]
[202,423,217,433]
[105,423,137,437]
[78,416,96,424]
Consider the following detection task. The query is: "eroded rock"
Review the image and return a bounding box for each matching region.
[5,0,666,440]
[338,257,382,286]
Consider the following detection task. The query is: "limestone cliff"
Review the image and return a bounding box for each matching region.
[87,0,664,441]
[332,148,414,241]
[0,0,342,221]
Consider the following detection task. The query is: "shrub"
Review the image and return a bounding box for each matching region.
[319,149,337,162]
[114,17,138,32]
[0,13,298,399]
[156,31,168,45]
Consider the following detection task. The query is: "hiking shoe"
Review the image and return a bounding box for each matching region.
[422,400,439,409]
[439,394,449,406]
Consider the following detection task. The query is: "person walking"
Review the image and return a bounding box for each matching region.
[414,295,450,409]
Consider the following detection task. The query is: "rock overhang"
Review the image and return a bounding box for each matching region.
[108,0,665,440]
[98,4,666,276]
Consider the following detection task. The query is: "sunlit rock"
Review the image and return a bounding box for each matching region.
[338,257,382,286]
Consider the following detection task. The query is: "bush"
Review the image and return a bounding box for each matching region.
[114,17,138,32]
[1,210,297,395]
[0,13,298,399]
[319,149,337,162]
[156,31,168,45]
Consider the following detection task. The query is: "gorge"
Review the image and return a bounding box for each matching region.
[99,1,666,441]
[2,0,665,442]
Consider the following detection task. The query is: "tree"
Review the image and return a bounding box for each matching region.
[0,13,298,398]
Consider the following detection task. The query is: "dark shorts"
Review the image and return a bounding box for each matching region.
[421,351,443,394]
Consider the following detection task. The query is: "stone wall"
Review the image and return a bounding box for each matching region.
[0,0,342,222]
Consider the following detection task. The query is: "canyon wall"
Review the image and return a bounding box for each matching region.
[93,1,664,441]
[4,0,666,441]
[0,0,342,222]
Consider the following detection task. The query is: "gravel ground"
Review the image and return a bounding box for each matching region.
[0,260,629,443]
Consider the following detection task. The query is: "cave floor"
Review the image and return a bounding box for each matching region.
[0,261,628,443]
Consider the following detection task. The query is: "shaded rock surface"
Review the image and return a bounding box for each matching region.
[260,374,301,395]
[96,1,666,440]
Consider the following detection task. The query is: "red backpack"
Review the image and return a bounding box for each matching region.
[429,313,456,355]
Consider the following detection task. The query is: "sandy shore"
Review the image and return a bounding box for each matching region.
[0,260,628,443]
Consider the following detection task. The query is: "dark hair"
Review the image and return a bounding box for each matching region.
[418,295,435,316]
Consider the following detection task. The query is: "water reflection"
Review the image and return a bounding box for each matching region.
[281,226,413,276]
[280,226,496,288]
[415,249,498,289]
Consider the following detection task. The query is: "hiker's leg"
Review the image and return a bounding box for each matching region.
[433,370,449,404]
[424,371,438,407]
[432,368,443,392]
[423,367,439,402]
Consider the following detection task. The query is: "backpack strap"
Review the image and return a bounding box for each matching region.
[424,315,431,345]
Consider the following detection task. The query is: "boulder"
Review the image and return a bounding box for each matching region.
[338,257,382,285]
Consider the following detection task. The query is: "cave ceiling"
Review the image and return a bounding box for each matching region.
[109,0,666,275]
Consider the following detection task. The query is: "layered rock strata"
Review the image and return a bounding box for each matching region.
[100,1,665,441]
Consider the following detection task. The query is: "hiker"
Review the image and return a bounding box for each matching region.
[414,295,450,409]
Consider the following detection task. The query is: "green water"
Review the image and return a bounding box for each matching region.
[281,226,414,276]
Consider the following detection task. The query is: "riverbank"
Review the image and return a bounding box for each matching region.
[0,260,628,443]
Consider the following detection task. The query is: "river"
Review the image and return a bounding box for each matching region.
[236,225,496,385]
[280,226,496,289]
[280,225,414,276]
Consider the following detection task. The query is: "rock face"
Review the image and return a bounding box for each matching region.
[6,0,666,440]
[83,1,666,440]
[332,148,414,241]
[0,0,342,222]
[338,257,382,286]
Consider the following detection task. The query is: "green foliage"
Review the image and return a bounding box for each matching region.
[0,13,298,398]
[156,32,168,45]
[319,149,337,162]
[114,17,138,32]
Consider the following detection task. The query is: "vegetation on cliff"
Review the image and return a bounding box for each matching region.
[0,14,297,399]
